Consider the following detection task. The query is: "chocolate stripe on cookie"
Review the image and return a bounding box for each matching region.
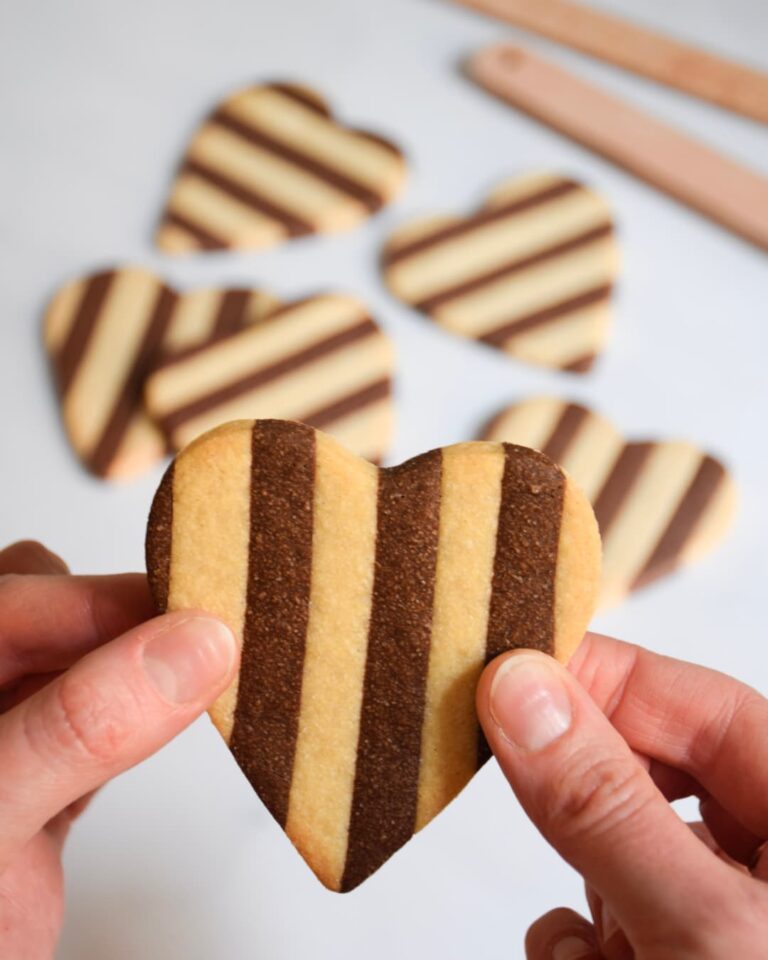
[157,84,405,253]
[183,158,313,236]
[212,289,256,338]
[300,377,391,430]
[562,353,598,374]
[478,444,565,764]
[145,461,175,612]
[384,174,617,372]
[230,421,316,827]
[341,450,442,892]
[632,455,725,591]
[414,224,613,313]
[384,179,580,266]
[477,285,612,350]
[87,284,177,477]
[212,110,383,212]
[156,318,379,436]
[592,442,654,536]
[266,83,331,117]
[55,271,115,396]
[483,397,736,606]
[541,402,590,464]
[162,210,227,250]
[144,294,394,463]
[158,286,279,358]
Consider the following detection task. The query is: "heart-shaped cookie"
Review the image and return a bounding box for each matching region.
[145,419,600,891]
[383,173,618,372]
[482,397,736,606]
[43,267,278,479]
[144,293,395,465]
[156,82,407,254]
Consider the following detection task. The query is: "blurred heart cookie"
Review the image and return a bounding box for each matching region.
[383,173,618,372]
[146,420,601,890]
[144,293,395,464]
[43,266,278,479]
[156,82,407,253]
[482,396,736,606]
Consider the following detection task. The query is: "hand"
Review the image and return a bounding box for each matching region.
[0,541,238,960]
[476,632,768,959]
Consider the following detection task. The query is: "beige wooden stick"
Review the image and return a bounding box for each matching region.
[468,45,768,252]
[456,0,768,125]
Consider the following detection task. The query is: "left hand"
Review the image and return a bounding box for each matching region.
[0,540,238,959]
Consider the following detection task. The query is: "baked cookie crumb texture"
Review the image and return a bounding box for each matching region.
[146,420,600,891]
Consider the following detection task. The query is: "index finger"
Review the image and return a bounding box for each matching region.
[570,632,768,839]
[0,540,69,575]
[0,574,155,686]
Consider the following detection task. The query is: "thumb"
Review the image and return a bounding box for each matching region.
[476,649,741,952]
[0,611,237,872]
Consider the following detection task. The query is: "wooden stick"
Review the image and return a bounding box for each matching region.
[456,0,768,125]
[468,45,768,252]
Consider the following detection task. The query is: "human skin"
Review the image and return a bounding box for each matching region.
[0,540,239,959]
[2,539,767,958]
[477,634,768,959]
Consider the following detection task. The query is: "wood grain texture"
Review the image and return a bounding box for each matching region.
[456,0,768,124]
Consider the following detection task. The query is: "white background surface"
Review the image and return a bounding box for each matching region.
[1,0,767,957]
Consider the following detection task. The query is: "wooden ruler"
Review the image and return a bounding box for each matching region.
[468,45,768,252]
[455,0,768,125]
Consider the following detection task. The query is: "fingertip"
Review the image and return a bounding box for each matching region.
[525,908,599,960]
[476,649,556,724]
[0,540,69,575]
[478,649,573,755]
[86,572,157,636]
[140,612,238,706]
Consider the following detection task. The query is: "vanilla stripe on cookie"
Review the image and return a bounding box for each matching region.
[483,398,735,605]
[43,269,280,479]
[144,294,394,464]
[415,444,504,831]
[146,422,600,891]
[285,433,379,887]
[157,83,406,253]
[149,423,254,738]
[383,175,617,372]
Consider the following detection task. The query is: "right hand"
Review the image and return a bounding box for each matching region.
[476,632,768,959]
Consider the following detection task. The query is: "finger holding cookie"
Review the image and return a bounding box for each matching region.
[0,542,239,958]
[477,632,768,959]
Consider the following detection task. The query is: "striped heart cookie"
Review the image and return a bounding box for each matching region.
[146,419,601,890]
[43,267,279,480]
[383,173,618,372]
[156,82,407,254]
[144,293,394,465]
[482,397,736,606]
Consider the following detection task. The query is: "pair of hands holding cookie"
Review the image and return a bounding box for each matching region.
[2,538,766,959]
